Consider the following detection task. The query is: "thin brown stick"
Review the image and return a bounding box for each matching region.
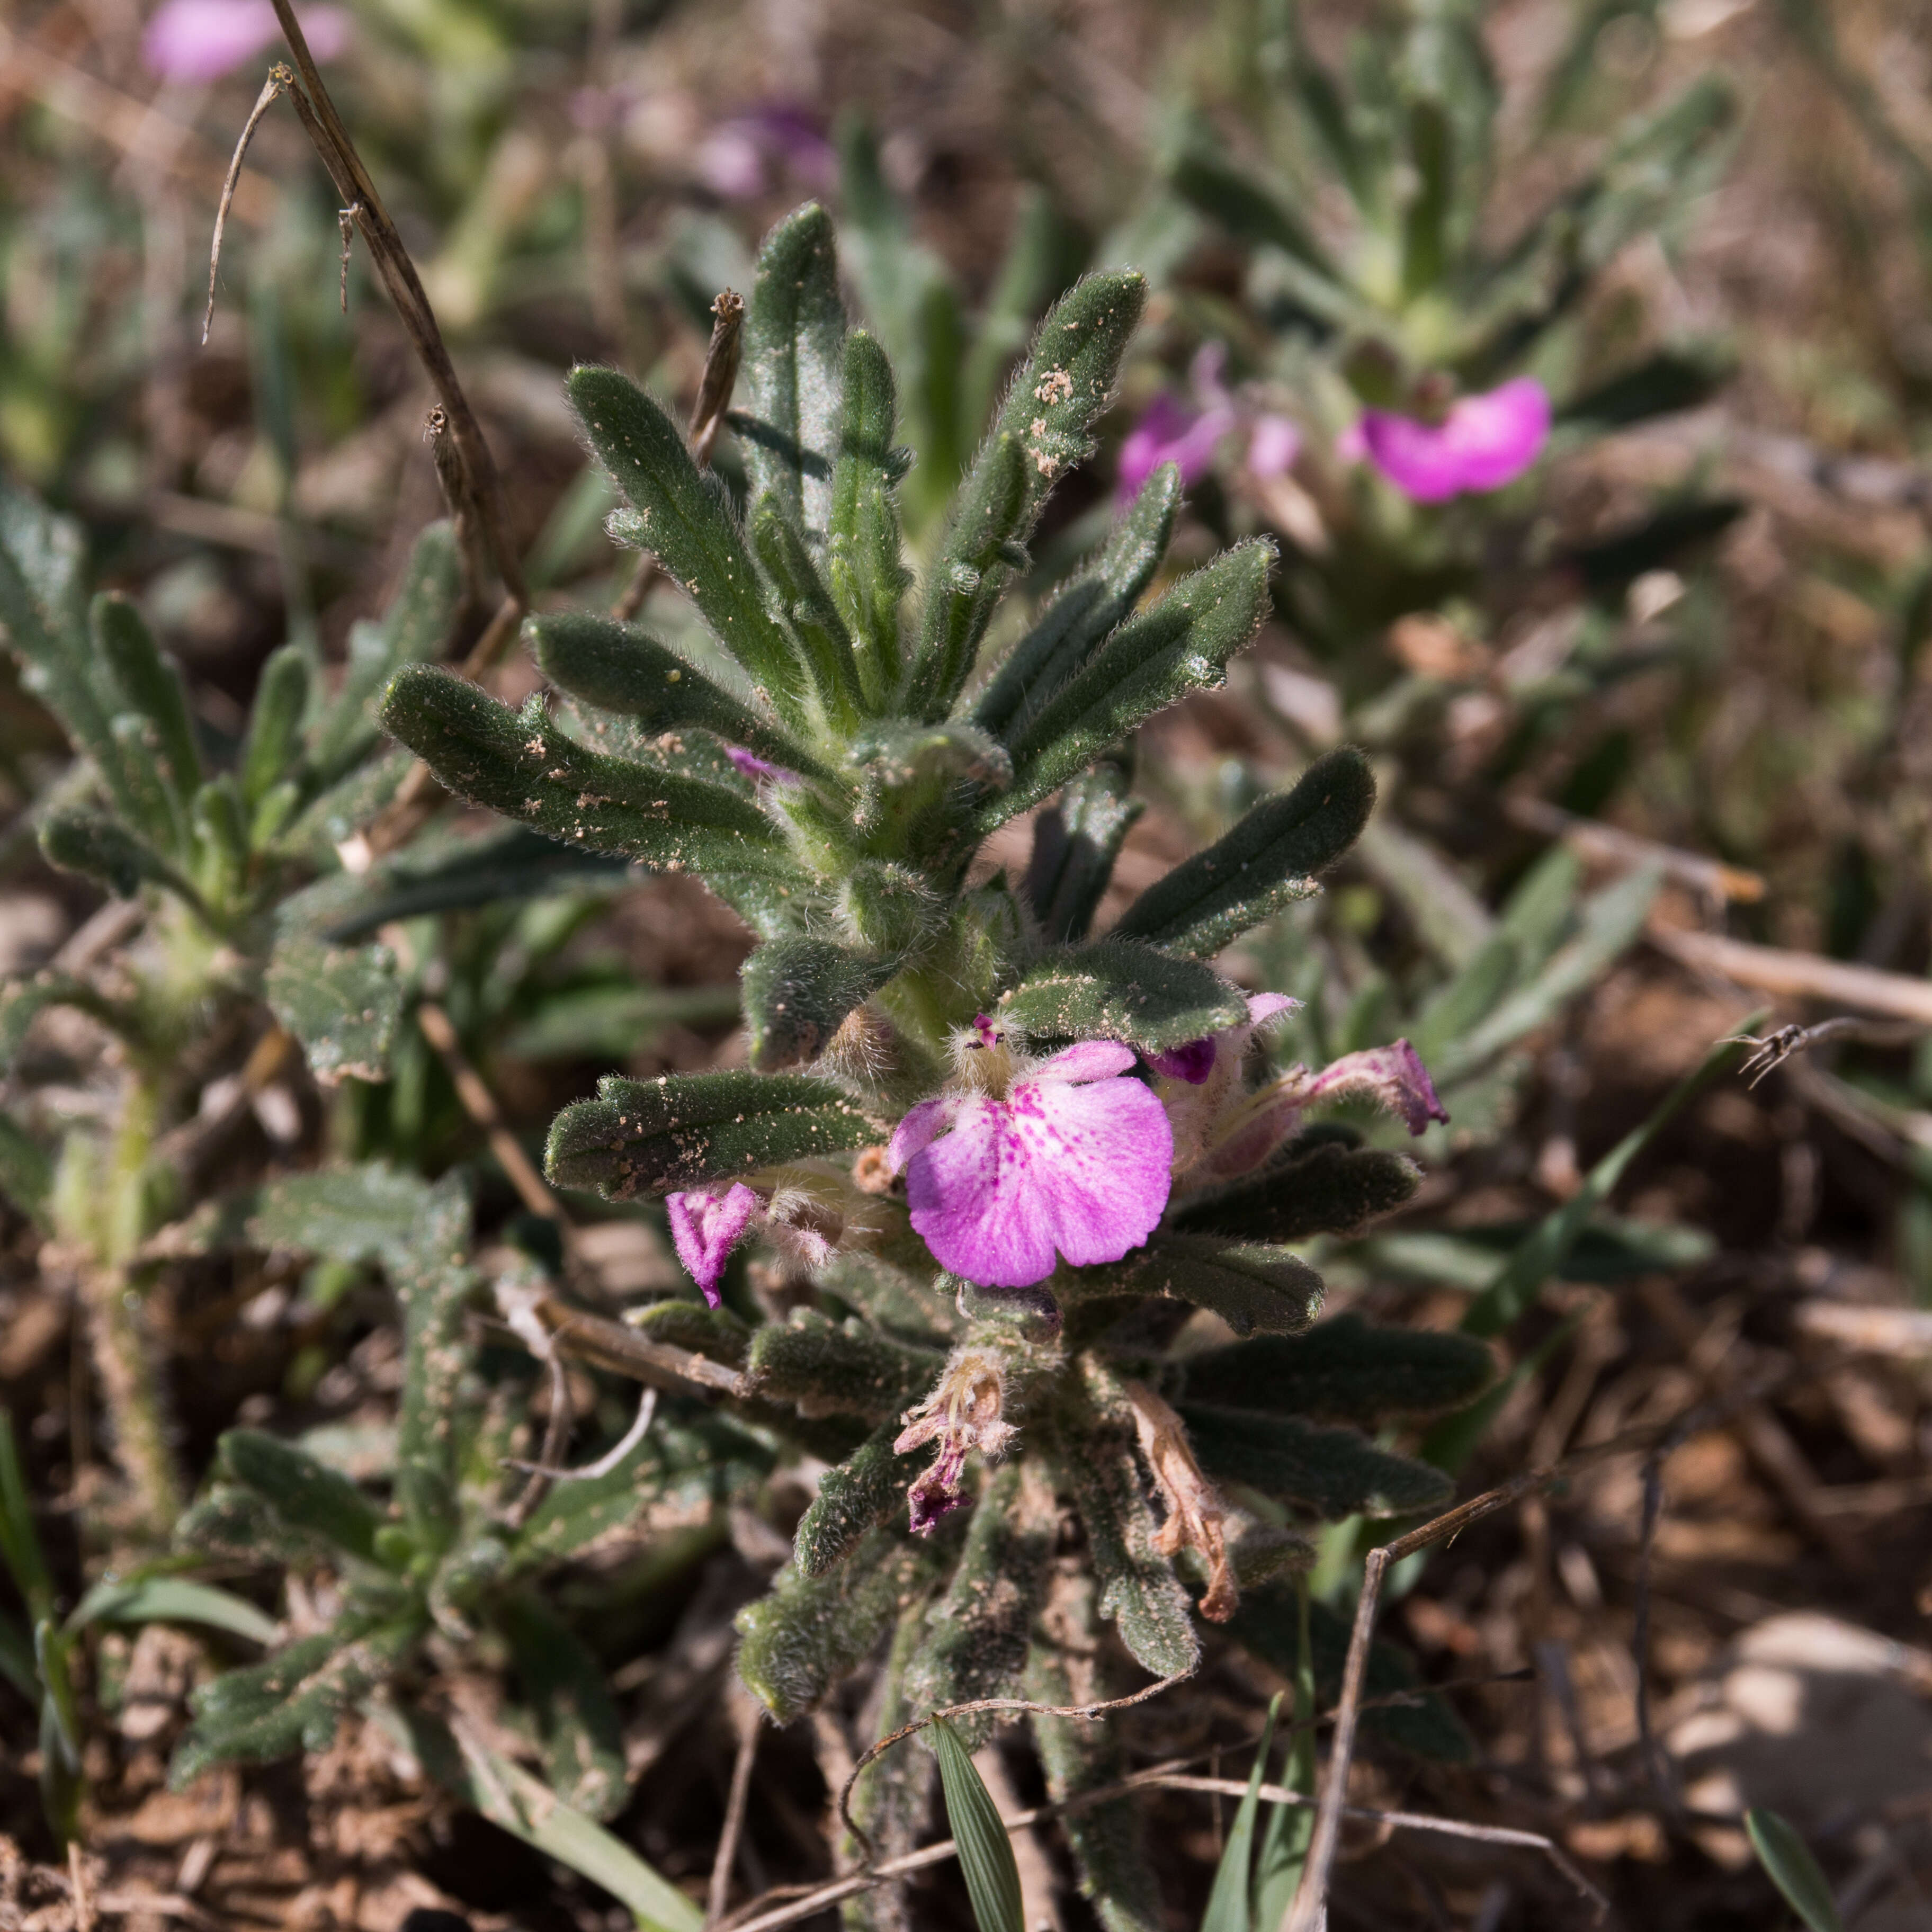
[1506,795,1765,905]
[612,289,744,622]
[202,71,285,345]
[413,996,568,1232]
[838,1671,1192,1861]
[710,1692,763,1925]
[1650,924,1932,1025]
[260,6,525,606]
[499,1282,748,1398]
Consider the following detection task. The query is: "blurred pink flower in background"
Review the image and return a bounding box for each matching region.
[144,0,347,82]
[695,104,836,201]
[1116,344,1300,504]
[1355,376,1551,503]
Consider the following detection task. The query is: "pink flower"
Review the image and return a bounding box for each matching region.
[725,745,795,784]
[665,1182,762,1307]
[1245,413,1301,481]
[1117,391,1238,503]
[888,1021,1174,1289]
[142,0,347,81]
[1357,377,1551,504]
[696,104,836,201]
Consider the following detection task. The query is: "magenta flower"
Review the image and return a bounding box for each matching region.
[1357,377,1551,504]
[666,1182,762,1307]
[888,1021,1174,1289]
[1117,390,1238,503]
[695,104,836,201]
[142,0,347,82]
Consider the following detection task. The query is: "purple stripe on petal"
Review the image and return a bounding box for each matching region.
[1149,1036,1218,1084]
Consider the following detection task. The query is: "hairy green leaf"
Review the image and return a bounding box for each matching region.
[264,934,400,1086]
[40,811,200,909]
[1110,1235,1324,1338]
[93,593,202,820]
[1023,758,1143,947]
[497,1590,628,1821]
[1173,1141,1420,1244]
[218,1429,383,1561]
[746,1309,941,1423]
[791,1419,923,1577]
[742,936,895,1071]
[827,329,909,707]
[1179,1404,1451,1519]
[1001,940,1246,1050]
[1114,748,1375,958]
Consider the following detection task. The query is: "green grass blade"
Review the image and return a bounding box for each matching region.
[1746,1807,1841,1932]
[932,1716,1025,1932]
[1201,1693,1282,1932]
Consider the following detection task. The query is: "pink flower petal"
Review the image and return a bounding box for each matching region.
[1115,394,1237,504]
[1246,414,1301,482]
[1032,1039,1138,1084]
[1150,1036,1218,1084]
[888,1095,956,1174]
[142,0,344,80]
[665,1182,761,1306]
[1246,992,1298,1028]
[1359,378,1550,504]
[905,1076,1173,1287]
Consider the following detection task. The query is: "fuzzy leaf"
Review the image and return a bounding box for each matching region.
[626,1299,752,1368]
[569,366,807,715]
[216,1429,383,1561]
[546,1070,879,1201]
[531,608,820,779]
[975,463,1182,742]
[40,811,199,907]
[739,203,846,552]
[1179,1404,1451,1519]
[1173,1141,1420,1244]
[176,1482,332,1567]
[742,936,895,1071]
[0,1109,51,1226]
[818,1252,959,1345]
[749,499,865,725]
[1059,1435,1198,1679]
[93,594,202,817]
[746,1309,941,1423]
[736,1529,934,1722]
[0,972,139,1073]
[264,933,400,1086]
[67,1575,278,1647]
[827,329,909,706]
[991,542,1274,825]
[911,271,1148,718]
[791,1419,924,1577]
[1023,758,1143,947]
[379,668,795,887]
[906,1465,1053,1748]
[238,643,308,811]
[497,1590,628,1821]
[1111,1235,1324,1338]
[1180,1314,1493,1425]
[1001,940,1246,1050]
[1114,748,1376,958]
[932,1717,1026,1932]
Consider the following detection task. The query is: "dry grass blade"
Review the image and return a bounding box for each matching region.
[202,72,286,345]
[1652,925,1932,1025]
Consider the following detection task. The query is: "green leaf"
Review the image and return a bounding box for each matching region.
[790,1419,924,1578]
[1106,1235,1323,1338]
[40,811,201,909]
[906,1465,1054,1745]
[1058,1432,1198,1678]
[1180,1315,1494,1426]
[749,498,866,728]
[497,1590,628,1821]
[306,521,460,783]
[1172,1141,1420,1244]
[93,593,202,818]
[1023,757,1143,947]
[0,1410,53,1620]
[1113,748,1375,959]
[1000,940,1246,1050]
[975,463,1180,744]
[910,270,1148,718]
[1201,1693,1281,1932]
[741,935,893,1072]
[1459,1027,1752,1338]
[218,1429,384,1561]
[0,1109,52,1226]
[569,366,807,719]
[0,1606,35,1703]
[190,773,248,910]
[378,668,796,885]
[738,203,846,554]
[746,1309,941,1423]
[0,972,140,1074]
[1745,1808,1842,1932]
[931,1716,1025,1932]
[264,933,401,1086]
[545,1069,879,1201]
[827,329,912,708]
[1558,345,1732,430]
[238,645,310,810]
[992,541,1274,825]
[1253,1585,1315,1926]
[736,1529,935,1721]
[1400,96,1453,297]
[504,981,739,1062]
[1179,1404,1451,1519]
[531,609,823,782]
[68,1576,277,1645]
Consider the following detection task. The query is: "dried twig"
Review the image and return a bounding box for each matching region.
[613,289,744,621]
[1650,924,1932,1025]
[1506,795,1765,905]
[710,1690,764,1925]
[494,1278,748,1399]
[203,72,287,345]
[503,1383,656,1483]
[1727,1015,1927,1087]
[837,1672,1193,1861]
